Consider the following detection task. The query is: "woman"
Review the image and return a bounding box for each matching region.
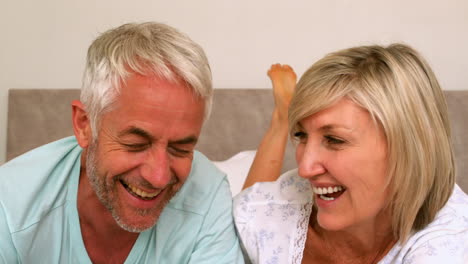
[234,44,468,263]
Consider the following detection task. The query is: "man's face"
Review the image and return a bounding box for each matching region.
[85,73,205,232]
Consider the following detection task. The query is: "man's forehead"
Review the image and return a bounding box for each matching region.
[118,73,202,103]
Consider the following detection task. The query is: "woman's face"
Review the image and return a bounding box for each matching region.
[295,98,390,232]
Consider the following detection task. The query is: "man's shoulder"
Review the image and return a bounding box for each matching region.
[191,151,226,182]
[0,136,82,186]
[1,137,81,170]
[0,136,82,232]
[167,151,230,215]
[151,152,244,263]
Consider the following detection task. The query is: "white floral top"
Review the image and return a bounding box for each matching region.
[233,169,468,264]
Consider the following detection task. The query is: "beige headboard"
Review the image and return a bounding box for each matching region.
[6,89,295,166]
[6,89,468,192]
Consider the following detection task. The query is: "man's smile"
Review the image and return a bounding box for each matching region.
[120,180,162,201]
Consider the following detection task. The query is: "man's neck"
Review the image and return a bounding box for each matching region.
[77,164,139,263]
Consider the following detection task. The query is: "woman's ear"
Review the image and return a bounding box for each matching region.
[71,100,92,148]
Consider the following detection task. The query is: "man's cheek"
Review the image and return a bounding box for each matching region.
[107,152,144,172]
[176,162,194,182]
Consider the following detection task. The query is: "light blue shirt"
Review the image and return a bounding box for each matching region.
[0,137,244,263]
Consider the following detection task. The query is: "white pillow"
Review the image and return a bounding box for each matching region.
[213,150,257,196]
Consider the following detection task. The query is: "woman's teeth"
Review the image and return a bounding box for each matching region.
[313,186,344,195]
[312,186,345,201]
[320,195,335,201]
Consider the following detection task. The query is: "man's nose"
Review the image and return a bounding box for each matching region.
[297,142,327,179]
[140,147,172,188]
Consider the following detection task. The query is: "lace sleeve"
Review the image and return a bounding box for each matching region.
[233,170,313,264]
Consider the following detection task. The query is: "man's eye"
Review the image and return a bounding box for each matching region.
[123,143,149,152]
[168,146,191,157]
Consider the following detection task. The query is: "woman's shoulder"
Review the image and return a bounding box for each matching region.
[409,184,468,237]
[233,169,313,264]
[429,184,468,228]
[234,169,312,206]
[382,185,468,264]
[406,186,468,262]
[232,168,313,239]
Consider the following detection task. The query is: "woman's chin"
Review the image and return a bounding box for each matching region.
[316,212,348,232]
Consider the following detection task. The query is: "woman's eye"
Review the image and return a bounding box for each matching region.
[324,135,345,145]
[293,131,308,143]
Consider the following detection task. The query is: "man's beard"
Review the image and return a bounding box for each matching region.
[85,139,181,233]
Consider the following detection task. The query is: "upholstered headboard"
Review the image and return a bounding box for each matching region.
[6,89,468,193]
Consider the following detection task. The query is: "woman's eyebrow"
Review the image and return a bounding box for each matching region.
[319,124,355,133]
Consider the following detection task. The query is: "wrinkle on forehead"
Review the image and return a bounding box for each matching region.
[116,74,204,115]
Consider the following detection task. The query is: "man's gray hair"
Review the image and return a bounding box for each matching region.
[81,22,213,137]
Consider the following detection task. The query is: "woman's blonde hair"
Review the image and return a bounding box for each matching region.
[289,43,455,242]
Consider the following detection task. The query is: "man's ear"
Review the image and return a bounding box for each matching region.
[71,100,92,148]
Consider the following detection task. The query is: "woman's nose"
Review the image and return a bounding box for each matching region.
[296,142,326,179]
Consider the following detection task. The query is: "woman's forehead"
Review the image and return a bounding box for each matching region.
[299,98,370,129]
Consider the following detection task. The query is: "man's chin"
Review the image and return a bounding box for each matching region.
[114,215,159,233]
[111,186,181,233]
[110,196,172,232]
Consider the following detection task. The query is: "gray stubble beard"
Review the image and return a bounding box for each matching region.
[85,139,151,233]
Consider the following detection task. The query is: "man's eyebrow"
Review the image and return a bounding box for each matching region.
[169,136,198,145]
[119,127,198,144]
[118,126,154,141]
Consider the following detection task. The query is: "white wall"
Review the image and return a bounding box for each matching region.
[1,0,467,164]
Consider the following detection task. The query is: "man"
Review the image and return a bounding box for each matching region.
[0,22,243,263]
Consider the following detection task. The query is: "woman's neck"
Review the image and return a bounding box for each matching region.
[305,209,397,263]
